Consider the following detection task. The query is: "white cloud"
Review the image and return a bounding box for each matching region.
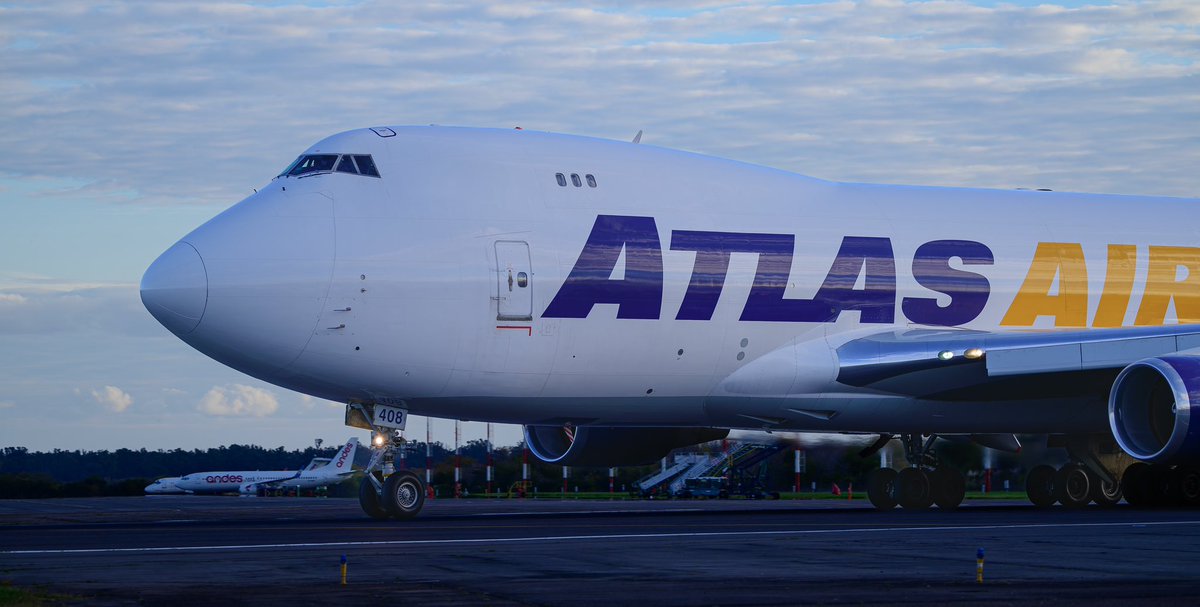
[0,284,157,337]
[297,394,344,412]
[198,384,279,417]
[92,385,133,413]
[0,274,134,293]
[0,0,1194,201]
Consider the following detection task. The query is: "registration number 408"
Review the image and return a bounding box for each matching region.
[373,404,408,430]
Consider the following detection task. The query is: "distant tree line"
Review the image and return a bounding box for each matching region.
[0,435,1045,499]
[1,443,344,483]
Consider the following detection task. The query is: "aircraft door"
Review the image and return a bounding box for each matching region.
[495,240,533,321]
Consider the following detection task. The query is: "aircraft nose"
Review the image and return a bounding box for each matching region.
[141,241,208,335]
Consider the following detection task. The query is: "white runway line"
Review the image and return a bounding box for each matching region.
[6,519,1200,556]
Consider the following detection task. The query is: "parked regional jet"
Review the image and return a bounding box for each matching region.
[142,125,1200,519]
[144,476,186,495]
[174,438,360,494]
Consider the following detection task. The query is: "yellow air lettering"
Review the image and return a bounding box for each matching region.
[1092,245,1137,328]
[1000,243,1088,327]
[1134,246,1200,325]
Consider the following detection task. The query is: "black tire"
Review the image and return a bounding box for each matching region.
[896,467,933,510]
[1056,464,1091,508]
[358,477,390,520]
[867,468,898,511]
[382,471,425,519]
[1147,464,1179,507]
[1122,462,1152,507]
[932,467,966,511]
[1178,466,1200,506]
[1090,475,1122,507]
[1026,464,1057,507]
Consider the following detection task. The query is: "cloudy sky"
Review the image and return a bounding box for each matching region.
[1,0,1196,452]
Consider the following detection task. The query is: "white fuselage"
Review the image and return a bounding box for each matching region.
[176,470,299,494]
[141,127,1200,437]
[173,439,359,493]
[175,467,348,493]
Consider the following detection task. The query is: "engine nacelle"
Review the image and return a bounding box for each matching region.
[1109,356,1200,464]
[524,425,730,467]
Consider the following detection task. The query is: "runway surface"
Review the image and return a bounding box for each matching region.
[4,496,1200,605]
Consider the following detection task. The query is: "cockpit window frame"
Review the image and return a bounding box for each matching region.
[278,153,381,179]
[352,155,381,178]
[282,154,339,178]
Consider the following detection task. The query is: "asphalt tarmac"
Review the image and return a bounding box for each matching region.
[3,496,1200,606]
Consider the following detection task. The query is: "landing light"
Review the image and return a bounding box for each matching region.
[937,350,954,361]
[964,348,985,360]
[372,434,385,447]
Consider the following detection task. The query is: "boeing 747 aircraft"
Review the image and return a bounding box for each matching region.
[141,126,1200,519]
[174,438,360,495]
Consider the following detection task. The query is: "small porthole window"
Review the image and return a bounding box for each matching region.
[555,173,567,187]
[570,173,582,187]
[586,174,597,187]
[516,272,528,287]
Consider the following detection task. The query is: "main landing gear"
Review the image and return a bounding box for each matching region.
[348,403,426,520]
[1024,435,1200,509]
[1111,462,1200,508]
[1025,435,1129,508]
[864,434,966,511]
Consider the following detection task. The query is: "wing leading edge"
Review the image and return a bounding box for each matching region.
[835,324,1200,401]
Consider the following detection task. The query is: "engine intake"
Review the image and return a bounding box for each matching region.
[524,425,729,467]
[1109,356,1200,464]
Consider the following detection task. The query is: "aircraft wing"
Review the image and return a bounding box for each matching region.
[306,470,359,486]
[834,324,1200,401]
[252,471,302,488]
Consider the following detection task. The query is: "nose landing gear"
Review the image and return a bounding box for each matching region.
[347,402,427,520]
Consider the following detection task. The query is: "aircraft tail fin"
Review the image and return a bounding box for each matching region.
[324,437,360,474]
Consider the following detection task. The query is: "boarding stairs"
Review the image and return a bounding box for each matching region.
[677,443,785,494]
[667,454,723,494]
[634,453,707,494]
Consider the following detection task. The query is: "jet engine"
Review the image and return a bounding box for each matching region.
[1109,356,1200,464]
[523,425,730,467]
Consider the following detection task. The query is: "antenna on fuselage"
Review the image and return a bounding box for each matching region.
[632,130,643,144]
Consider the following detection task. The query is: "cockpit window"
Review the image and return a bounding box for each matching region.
[279,154,381,178]
[353,155,380,177]
[335,156,359,174]
[285,154,338,177]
